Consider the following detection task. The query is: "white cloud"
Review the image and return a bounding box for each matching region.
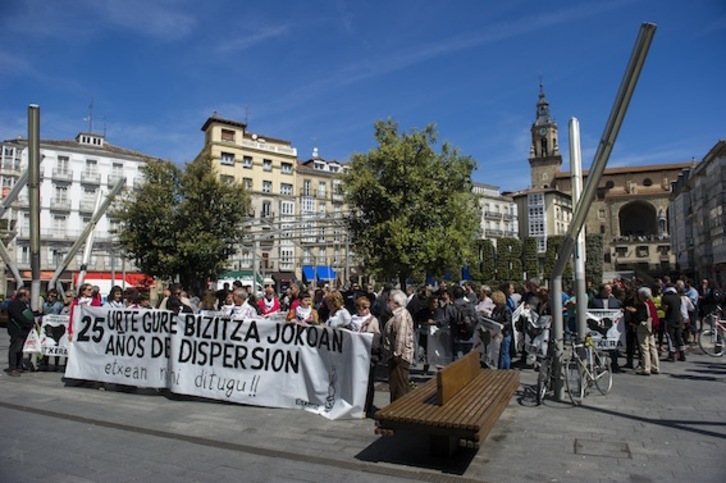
[84,0,197,41]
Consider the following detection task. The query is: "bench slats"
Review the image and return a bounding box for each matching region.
[376,368,518,448]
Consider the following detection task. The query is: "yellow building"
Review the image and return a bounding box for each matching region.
[196,114,352,288]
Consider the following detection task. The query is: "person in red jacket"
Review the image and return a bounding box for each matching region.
[258,282,281,317]
[68,283,102,341]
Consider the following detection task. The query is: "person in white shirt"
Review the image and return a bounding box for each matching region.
[230,289,257,319]
[326,290,353,329]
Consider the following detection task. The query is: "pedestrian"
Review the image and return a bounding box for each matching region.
[490,290,513,369]
[353,296,381,417]
[661,283,686,362]
[6,288,35,376]
[383,289,414,403]
[634,287,660,376]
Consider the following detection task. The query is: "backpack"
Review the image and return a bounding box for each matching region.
[455,302,479,340]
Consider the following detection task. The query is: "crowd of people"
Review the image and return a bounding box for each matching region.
[5,275,724,417]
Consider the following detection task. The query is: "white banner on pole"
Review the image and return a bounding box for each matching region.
[23,314,70,357]
[585,309,625,350]
[65,307,372,420]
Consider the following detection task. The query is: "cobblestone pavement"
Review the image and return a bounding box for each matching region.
[1,331,724,482]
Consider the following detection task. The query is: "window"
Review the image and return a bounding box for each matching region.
[85,159,98,174]
[243,178,253,189]
[221,152,235,165]
[329,166,339,173]
[643,178,653,187]
[221,129,235,142]
[281,162,293,174]
[314,162,324,170]
[605,180,614,189]
[280,200,294,217]
[54,184,69,201]
[302,180,311,196]
[52,215,66,236]
[220,174,235,185]
[598,209,605,220]
[318,181,327,198]
[280,247,294,270]
[262,180,272,193]
[57,156,70,174]
[243,156,253,168]
[263,159,272,171]
[262,201,271,218]
[280,183,292,196]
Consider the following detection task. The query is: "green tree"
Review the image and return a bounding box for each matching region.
[479,239,496,282]
[543,235,573,283]
[342,120,480,288]
[522,237,539,280]
[496,237,523,282]
[585,234,604,286]
[114,156,250,294]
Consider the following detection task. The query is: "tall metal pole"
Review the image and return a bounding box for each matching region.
[77,190,103,288]
[551,22,657,401]
[28,104,41,311]
[570,118,589,340]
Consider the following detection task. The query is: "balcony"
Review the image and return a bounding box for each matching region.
[240,139,297,157]
[612,234,670,244]
[108,173,126,186]
[51,169,74,182]
[484,211,502,220]
[79,200,97,213]
[49,198,72,212]
[0,160,22,177]
[81,171,101,185]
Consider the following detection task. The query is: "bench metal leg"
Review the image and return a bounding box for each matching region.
[429,434,458,456]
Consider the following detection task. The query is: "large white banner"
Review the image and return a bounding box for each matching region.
[66,307,372,420]
[585,309,625,351]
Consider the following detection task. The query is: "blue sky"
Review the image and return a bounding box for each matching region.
[1,0,724,191]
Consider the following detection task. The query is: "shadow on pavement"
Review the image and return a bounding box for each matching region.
[355,428,477,475]
[581,404,726,440]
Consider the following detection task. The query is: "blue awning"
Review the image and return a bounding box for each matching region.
[302,265,315,281]
[316,265,336,281]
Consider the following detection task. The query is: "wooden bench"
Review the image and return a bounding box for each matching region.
[374,351,519,455]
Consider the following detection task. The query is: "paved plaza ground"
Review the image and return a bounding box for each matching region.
[1,331,724,482]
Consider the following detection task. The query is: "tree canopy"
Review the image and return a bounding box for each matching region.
[342,119,480,288]
[114,156,250,294]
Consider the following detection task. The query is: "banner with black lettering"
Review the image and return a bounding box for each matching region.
[65,307,372,420]
[585,309,625,351]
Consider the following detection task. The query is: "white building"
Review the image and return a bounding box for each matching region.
[0,132,151,294]
[472,182,519,245]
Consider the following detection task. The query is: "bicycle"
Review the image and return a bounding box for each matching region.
[535,333,556,405]
[699,306,725,357]
[564,332,613,406]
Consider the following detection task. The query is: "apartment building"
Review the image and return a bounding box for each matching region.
[669,140,726,284]
[0,132,149,294]
[472,182,518,245]
[197,115,352,288]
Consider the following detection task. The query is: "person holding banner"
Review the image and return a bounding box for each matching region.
[326,290,353,330]
[68,283,102,341]
[383,289,414,402]
[42,289,64,315]
[6,288,36,376]
[103,286,125,308]
[588,283,623,373]
[257,283,280,317]
[287,291,319,326]
[354,296,382,417]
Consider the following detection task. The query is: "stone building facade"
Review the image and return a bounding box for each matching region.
[516,85,690,276]
[669,140,726,285]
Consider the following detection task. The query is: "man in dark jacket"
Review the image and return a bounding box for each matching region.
[6,288,35,376]
[661,284,686,362]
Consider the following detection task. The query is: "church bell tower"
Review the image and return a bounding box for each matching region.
[528,83,562,189]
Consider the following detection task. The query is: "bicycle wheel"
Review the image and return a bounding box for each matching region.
[592,350,613,394]
[536,358,551,405]
[699,328,725,357]
[564,356,584,406]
